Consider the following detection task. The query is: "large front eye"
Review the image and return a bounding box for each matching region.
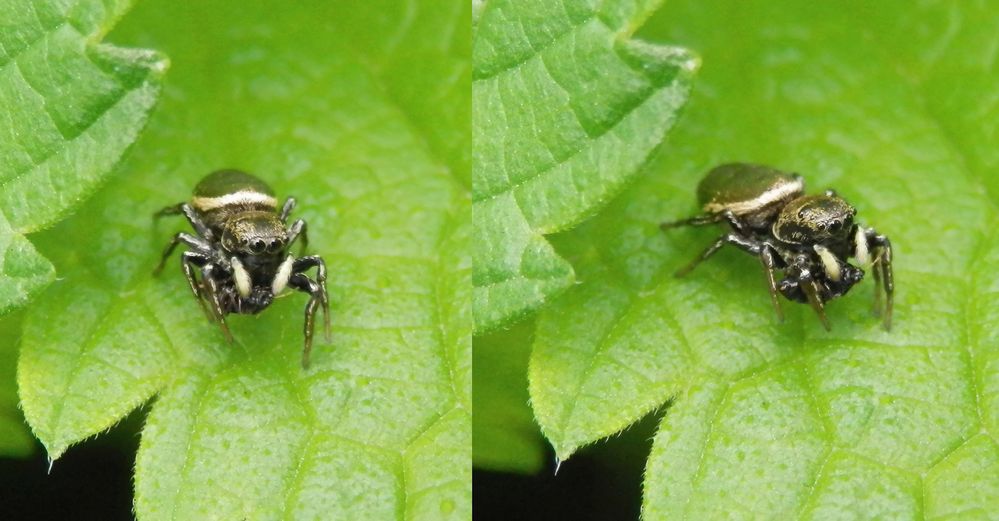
[250,239,267,254]
[267,239,284,254]
[829,220,842,233]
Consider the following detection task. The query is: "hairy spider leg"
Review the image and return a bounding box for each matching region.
[867,231,894,330]
[201,264,234,343]
[871,249,883,315]
[153,232,211,275]
[674,232,760,277]
[154,202,214,240]
[293,256,331,340]
[853,226,894,331]
[287,219,309,256]
[660,209,747,234]
[289,272,325,369]
[799,269,832,331]
[279,197,297,222]
[759,245,785,322]
[180,250,214,321]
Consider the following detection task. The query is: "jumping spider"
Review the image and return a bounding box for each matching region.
[661,163,894,330]
[154,169,331,367]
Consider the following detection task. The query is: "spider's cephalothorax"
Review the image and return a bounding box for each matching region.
[661,163,894,330]
[154,169,331,367]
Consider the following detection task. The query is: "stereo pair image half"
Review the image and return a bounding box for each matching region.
[0,1,994,520]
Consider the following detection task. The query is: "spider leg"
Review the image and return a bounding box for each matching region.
[180,251,213,321]
[867,231,894,330]
[661,210,747,234]
[201,264,233,343]
[800,270,831,331]
[287,219,309,256]
[289,272,326,368]
[871,250,883,315]
[674,232,760,277]
[293,256,330,341]
[661,213,724,229]
[154,203,213,240]
[153,203,183,218]
[759,244,784,322]
[280,197,297,222]
[154,232,211,275]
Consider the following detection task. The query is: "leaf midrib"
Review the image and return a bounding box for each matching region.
[472,7,596,81]
[275,47,468,515]
[552,290,690,448]
[349,2,471,188]
[0,65,155,234]
[42,289,155,453]
[473,32,676,208]
[280,361,319,521]
[0,0,80,70]
[346,12,469,412]
[906,65,997,455]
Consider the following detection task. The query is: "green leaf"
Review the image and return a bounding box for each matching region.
[525,0,999,517]
[471,0,698,333]
[16,1,470,519]
[328,0,471,188]
[473,319,545,473]
[0,311,34,457]
[0,0,165,313]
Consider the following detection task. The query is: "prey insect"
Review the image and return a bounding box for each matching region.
[154,169,331,367]
[661,163,894,330]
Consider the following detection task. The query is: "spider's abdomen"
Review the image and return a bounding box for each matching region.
[697,163,804,217]
[190,169,278,231]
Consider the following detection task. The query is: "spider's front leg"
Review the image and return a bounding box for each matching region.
[289,264,330,368]
[293,256,330,336]
[759,243,785,322]
[852,226,894,330]
[180,250,214,321]
[201,263,234,343]
[867,231,893,330]
[779,255,831,331]
[286,218,310,256]
[798,268,831,331]
[279,197,297,222]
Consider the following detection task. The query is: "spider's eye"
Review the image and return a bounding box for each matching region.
[829,220,842,232]
[250,239,266,254]
[268,239,283,253]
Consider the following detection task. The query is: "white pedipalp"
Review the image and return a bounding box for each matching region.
[272,255,294,295]
[813,244,842,282]
[231,256,252,298]
[854,226,871,265]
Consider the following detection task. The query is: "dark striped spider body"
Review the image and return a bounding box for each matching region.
[154,169,331,367]
[662,163,894,331]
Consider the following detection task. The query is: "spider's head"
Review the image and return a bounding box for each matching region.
[773,194,856,245]
[221,212,288,256]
